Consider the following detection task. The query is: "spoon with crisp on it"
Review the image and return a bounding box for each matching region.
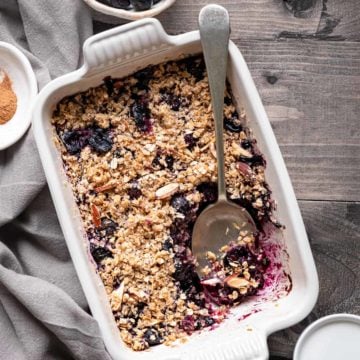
[192,4,256,274]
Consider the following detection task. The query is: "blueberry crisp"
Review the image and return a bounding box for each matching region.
[52,56,283,351]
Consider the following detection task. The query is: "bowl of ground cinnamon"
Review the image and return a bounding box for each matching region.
[0,71,17,125]
[0,41,37,150]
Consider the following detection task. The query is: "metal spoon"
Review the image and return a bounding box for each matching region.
[192,4,256,273]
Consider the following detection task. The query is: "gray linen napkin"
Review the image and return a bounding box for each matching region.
[0,1,111,359]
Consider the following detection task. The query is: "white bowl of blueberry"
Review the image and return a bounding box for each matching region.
[84,0,176,20]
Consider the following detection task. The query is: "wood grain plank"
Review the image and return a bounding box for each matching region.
[316,0,360,41]
[268,200,360,358]
[93,0,323,39]
[235,39,360,201]
[92,0,360,41]
[277,0,360,41]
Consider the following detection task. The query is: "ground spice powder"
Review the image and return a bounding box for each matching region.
[0,71,17,124]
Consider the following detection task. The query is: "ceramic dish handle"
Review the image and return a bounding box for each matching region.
[82,18,171,76]
[183,329,269,360]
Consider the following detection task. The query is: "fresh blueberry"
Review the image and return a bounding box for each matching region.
[184,133,198,150]
[88,128,113,153]
[90,245,113,263]
[130,0,153,11]
[224,111,242,133]
[170,195,190,214]
[143,327,162,346]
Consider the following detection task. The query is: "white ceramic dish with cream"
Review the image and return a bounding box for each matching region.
[294,314,360,360]
[32,19,319,360]
[0,42,37,150]
[84,0,176,20]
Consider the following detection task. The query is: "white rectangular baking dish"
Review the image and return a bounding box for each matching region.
[32,18,318,360]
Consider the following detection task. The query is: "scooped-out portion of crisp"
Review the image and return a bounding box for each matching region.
[52,56,289,351]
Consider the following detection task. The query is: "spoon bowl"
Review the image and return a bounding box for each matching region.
[192,5,256,273]
[192,199,256,271]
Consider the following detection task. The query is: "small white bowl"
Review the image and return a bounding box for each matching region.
[83,0,176,20]
[294,314,360,360]
[0,42,37,150]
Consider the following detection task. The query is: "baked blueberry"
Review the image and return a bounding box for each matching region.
[101,217,118,236]
[162,238,173,251]
[133,67,153,90]
[184,133,198,150]
[239,154,265,167]
[90,245,113,263]
[144,327,162,346]
[170,194,190,214]
[183,57,205,81]
[88,128,113,153]
[181,315,195,333]
[128,187,142,199]
[241,139,252,149]
[197,182,218,203]
[165,154,174,170]
[224,111,242,133]
[61,128,92,155]
[131,100,152,132]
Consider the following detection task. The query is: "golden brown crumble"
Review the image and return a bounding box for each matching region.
[52,56,276,351]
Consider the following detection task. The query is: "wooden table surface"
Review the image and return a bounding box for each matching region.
[94,1,360,358]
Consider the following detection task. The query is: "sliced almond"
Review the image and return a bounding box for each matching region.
[225,274,250,289]
[110,158,118,170]
[201,278,222,286]
[155,183,179,199]
[144,143,156,152]
[111,282,125,311]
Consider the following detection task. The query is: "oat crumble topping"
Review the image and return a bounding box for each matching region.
[52,56,280,351]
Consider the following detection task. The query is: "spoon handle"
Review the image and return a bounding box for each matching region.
[199,5,230,201]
